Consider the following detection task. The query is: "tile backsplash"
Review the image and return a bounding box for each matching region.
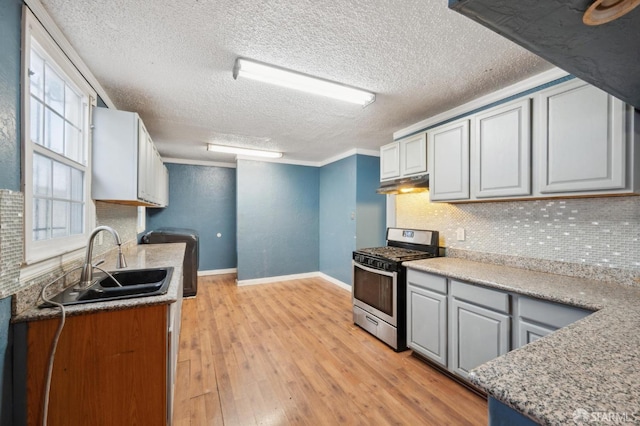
[0,190,23,298]
[396,193,640,272]
[11,201,139,314]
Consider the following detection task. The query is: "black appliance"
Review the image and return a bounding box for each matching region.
[352,228,439,351]
[142,228,199,297]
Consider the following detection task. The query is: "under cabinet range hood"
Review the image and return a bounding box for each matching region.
[376,174,429,195]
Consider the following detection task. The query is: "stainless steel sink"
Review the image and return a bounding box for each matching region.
[40,267,174,307]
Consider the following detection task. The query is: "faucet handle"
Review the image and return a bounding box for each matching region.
[92,260,105,268]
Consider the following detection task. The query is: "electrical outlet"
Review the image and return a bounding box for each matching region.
[456,228,465,241]
[97,232,103,246]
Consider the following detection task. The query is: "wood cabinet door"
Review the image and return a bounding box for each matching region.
[407,284,447,367]
[472,98,531,198]
[538,80,626,193]
[428,119,470,201]
[400,133,427,176]
[380,142,400,181]
[450,299,510,379]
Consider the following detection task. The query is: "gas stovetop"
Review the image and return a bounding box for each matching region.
[354,246,436,263]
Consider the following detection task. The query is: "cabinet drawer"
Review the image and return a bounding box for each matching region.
[451,280,509,313]
[518,296,592,329]
[407,269,447,294]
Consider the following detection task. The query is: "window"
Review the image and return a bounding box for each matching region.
[23,10,96,263]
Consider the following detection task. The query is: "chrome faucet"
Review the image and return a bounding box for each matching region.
[78,226,127,288]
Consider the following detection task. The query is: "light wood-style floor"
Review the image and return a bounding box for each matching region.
[173,274,487,425]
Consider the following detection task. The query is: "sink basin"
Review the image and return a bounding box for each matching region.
[40,267,174,307]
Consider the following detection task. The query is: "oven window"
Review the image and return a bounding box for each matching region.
[353,266,394,317]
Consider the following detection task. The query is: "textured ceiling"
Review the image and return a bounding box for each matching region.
[39,0,552,165]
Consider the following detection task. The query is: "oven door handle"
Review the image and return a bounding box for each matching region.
[353,261,396,278]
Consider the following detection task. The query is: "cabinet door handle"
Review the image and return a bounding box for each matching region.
[366,316,378,326]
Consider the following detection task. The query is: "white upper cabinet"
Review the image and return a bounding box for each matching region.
[538,80,627,193]
[408,77,637,203]
[92,107,168,207]
[472,98,531,198]
[380,133,427,181]
[400,133,428,176]
[380,142,401,181]
[428,119,470,201]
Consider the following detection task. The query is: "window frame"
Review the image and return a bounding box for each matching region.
[22,9,97,265]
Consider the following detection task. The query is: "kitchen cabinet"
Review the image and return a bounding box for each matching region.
[405,267,595,382]
[167,284,183,420]
[400,133,427,176]
[380,133,427,181]
[472,98,531,198]
[407,270,447,367]
[422,77,638,203]
[537,80,627,194]
[380,142,400,180]
[516,296,591,349]
[428,119,470,201]
[23,293,182,425]
[92,107,168,207]
[449,280,510,379]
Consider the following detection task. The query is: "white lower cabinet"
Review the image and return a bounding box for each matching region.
[515,296,591,349]
[449,281,510,379]
[406,268,593,381]
[450,300,510,379]
[407,270,448,367]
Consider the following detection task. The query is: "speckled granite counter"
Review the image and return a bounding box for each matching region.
[404,257,640,425]
[13,242,185,322]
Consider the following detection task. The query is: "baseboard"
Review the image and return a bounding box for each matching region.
[236,271,352,290]
[237,272,319,286]
[197,268,237,276]
[317,273,351,292]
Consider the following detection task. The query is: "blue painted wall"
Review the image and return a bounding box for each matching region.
[356,155,386,250]
[0,0,21,191]
[236,160,319,281]
[0,0,22,423]
[318,155,386,284]
[146,163,237,271]
[319,156,357,284]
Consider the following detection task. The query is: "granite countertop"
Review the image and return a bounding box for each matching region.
[404,257,640,425]
[13,242,186,323]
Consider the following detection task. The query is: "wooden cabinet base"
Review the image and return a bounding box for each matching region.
[26,305,168,426]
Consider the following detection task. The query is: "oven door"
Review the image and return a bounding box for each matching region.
[352,261,398,326]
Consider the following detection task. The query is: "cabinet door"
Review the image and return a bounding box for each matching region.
[517,320,554,349]
[380,142,400,181]
[400,133,427,176]
[428,119,470,201]
[407,284,447,367]
[538,80,626,193]
[450,299,510,379]
[137,120,149,201]
[472,98,531,198]
[146,137,157,204]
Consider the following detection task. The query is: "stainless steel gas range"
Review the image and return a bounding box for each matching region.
[352,228,439,351]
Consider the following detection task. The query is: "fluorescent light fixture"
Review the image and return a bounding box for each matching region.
[233,57,376,107]
[207,144,283,159]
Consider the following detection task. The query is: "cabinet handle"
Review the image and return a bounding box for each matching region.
[366,316,378,326]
